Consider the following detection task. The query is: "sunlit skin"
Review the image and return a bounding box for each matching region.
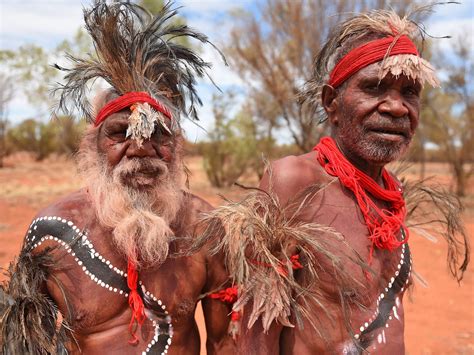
[239,62,421,354]
[29,96,236,354]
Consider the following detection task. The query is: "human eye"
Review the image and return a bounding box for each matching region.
[403,85,421,98]
[361,79,381,93]
[105,123,127,141]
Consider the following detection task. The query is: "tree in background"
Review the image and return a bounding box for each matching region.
[225,0,424,152]
[422,34,474,196]
[0,74,14,167]
[201,92,263,187]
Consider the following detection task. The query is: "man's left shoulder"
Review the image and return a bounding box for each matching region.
[184,192,213,214]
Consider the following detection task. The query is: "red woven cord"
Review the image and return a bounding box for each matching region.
[329,35,419,88]
[313,137,409,263]
[208,286,241,327]
[209,286,238,304]
[94,91,172,126]
[250,254,303,277]
[127,258,146,344]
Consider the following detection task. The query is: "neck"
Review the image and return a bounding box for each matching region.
[334,139,384,184]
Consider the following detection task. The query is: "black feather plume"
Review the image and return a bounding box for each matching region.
[53,1,223,123]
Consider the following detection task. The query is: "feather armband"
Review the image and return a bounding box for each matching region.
[192,187,368,334]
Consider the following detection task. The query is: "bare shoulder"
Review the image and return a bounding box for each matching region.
[187,192,214,213]
[24,189,91,252]
[260,152,332,205]
[36,189,92,223]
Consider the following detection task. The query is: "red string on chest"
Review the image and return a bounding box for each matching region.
[127,258,145,344]
[313,137,409,263]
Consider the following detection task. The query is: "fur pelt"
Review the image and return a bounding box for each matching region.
[191,184,368,335]
[0,247,72,354]
[402,177,470,282]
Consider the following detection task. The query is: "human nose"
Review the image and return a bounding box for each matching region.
[125,139,157,158]
[378,90,409,118]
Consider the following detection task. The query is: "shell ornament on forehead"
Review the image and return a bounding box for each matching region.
[94,91,174,146]
[299,7,442,123]
[127,102,172,145]
[50,0,223,344]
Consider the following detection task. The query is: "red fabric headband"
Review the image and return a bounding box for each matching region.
[328,35,419,88]
[94,91,172,126]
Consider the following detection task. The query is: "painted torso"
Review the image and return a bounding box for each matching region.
[263,152,411,354]
[24,189,230,355]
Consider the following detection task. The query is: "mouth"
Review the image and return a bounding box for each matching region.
[367,127,409,141]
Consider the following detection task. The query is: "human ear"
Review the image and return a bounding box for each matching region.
[321,84,339,124]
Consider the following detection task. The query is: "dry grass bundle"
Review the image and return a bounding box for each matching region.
[191,184,369,337]
[403,178,470,282]
[0,247,73,354]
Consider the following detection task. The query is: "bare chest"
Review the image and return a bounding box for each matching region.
[25,215,207,350]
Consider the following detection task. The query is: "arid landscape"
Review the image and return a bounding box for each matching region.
[0,154,472,354]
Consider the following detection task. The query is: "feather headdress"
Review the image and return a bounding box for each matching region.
[53,1,221,130]
[300,7,441,123]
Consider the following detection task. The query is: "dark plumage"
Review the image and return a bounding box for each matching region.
[53,1,223,122]
[0,247,73,354]
[402,178,470,282]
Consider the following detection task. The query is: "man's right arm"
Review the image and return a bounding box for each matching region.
[0,214,72,354]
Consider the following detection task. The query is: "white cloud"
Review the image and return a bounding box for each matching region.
[0,1,88,50]
[427,18,473,54]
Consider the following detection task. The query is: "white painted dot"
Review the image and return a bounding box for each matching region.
[67,221,73,226]
[359,326,364,332]
[380,294,384,299]
[377,333,382,344]
[354,334,359,339]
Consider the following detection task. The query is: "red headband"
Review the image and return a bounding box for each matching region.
[94,91,172,126]
[328,35,419,88]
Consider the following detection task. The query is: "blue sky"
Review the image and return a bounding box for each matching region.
[1,0,473,142]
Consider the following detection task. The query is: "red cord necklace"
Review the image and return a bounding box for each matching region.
[314,137,408,263]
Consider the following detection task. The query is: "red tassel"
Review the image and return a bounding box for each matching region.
[127,258,145,344]
[209,286,238,304]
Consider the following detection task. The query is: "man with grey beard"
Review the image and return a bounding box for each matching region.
[0,2,236,354]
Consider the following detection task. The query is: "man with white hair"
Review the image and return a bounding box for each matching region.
[0,2,235,354]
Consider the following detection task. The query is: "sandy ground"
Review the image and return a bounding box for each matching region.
[0,155,472,354]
